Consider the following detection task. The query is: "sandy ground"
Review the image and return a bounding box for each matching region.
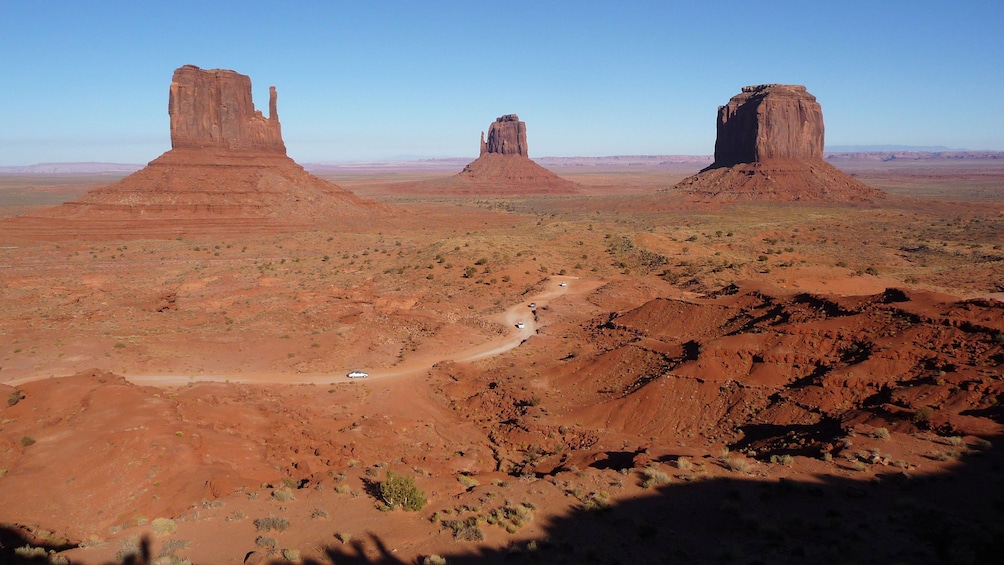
[0,158,1002,564]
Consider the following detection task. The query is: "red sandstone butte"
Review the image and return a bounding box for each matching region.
[456,114,577,194]
[8,65,381,238]
[169,64,286,154]
[480,114,529,157]
[676,84,882,201]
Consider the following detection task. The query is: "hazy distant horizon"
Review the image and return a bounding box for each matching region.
[4,2,1002,166]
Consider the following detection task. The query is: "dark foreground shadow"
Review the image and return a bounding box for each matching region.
[2,436,1002,564]
[312,434,1004,565]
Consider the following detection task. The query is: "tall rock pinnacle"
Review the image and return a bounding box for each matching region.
[168,65,286,154]
[480,114,528,157]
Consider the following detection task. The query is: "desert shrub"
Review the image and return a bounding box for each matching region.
[20,436,35,447]
[873,427,891,440]
[335,532,351,544]
[975,438,992,450]
[641,466,671,488]
[151,517,177,535]
[256,536,277,549]
[225,510,246,522]
[912,406,934,425]
[157,539,190,557]
[254,516,289,532]
[281,548,300,561]
[7,389,24,406]
[457,474,479,491]
[769,454,795,466]
[116,535,142,562]
[676,456,692,470]
[14,545,47,558]
[310,508,328,519]
[271,487,295,502]
[379,471,427,511]
[423,555,447,565]
[443,517,484,542]
[720,452,750,473]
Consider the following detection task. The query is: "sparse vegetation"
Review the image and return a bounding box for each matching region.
[271,487,295,502]
[641,466,671,488]
[7,389,25,406]
[378,471,427,511]
[254,516,290,532]
[457,474,480,490]
[151,517,177,535]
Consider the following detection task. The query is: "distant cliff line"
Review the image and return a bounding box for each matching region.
[3,151,1002,174]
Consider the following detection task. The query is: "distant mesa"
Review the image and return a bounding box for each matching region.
[385,113,578,195]
[454,114,578,194]
[9,65,381,239]
[676,84,883,201]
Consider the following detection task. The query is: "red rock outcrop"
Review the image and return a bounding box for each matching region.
[385,114,578,195]
[169,65,285,154]
[10,65,383,238]
[675,84,882,201]
[480,114,528,157]
[713,84,824,167]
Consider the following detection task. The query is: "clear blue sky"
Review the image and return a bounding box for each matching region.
[2,1,1002,165]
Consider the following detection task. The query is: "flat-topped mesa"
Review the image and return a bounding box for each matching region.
[712,84,824,168]
[168,64,286,154]
[480,114,528,157]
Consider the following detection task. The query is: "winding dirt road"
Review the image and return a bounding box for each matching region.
[112,276,605,387]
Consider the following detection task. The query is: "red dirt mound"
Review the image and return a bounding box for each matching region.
[674,159,883,202]
[673,84,884,201]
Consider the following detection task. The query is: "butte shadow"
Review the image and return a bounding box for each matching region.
[387,114,580,196]
[674,84,883,202]
[2,65,385,242]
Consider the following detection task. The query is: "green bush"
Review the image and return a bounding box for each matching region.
[379,471,427,511]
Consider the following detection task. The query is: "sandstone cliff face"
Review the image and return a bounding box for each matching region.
[169,64,286,154]
[17,65,385,235]
[480,114,528,157]
[713,84,824,167]
[675,84,882,202]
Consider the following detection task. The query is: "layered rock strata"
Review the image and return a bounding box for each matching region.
[676,84,882,201]
[480,114,528,157]
[12,65,381,238]
[169,65,285,154]
[449,114,576,194]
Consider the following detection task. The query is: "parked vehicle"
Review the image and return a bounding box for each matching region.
[559,282,567,287]
[528,302,536,308]
[346,370,369,379]
[516,322,525,329]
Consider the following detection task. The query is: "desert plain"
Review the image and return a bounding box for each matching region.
[0,152,1003,565]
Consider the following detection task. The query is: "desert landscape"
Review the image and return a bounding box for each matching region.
[1,65,1002,565]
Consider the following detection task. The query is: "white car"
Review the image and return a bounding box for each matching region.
[559,282,567,287]
[346,370,369,379]
[515,322,525,329]
[528,302,536,308]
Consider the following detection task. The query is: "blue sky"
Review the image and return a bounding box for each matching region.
[2,1,1002,164]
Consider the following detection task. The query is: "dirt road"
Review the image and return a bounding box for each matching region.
[107,276,604,387]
